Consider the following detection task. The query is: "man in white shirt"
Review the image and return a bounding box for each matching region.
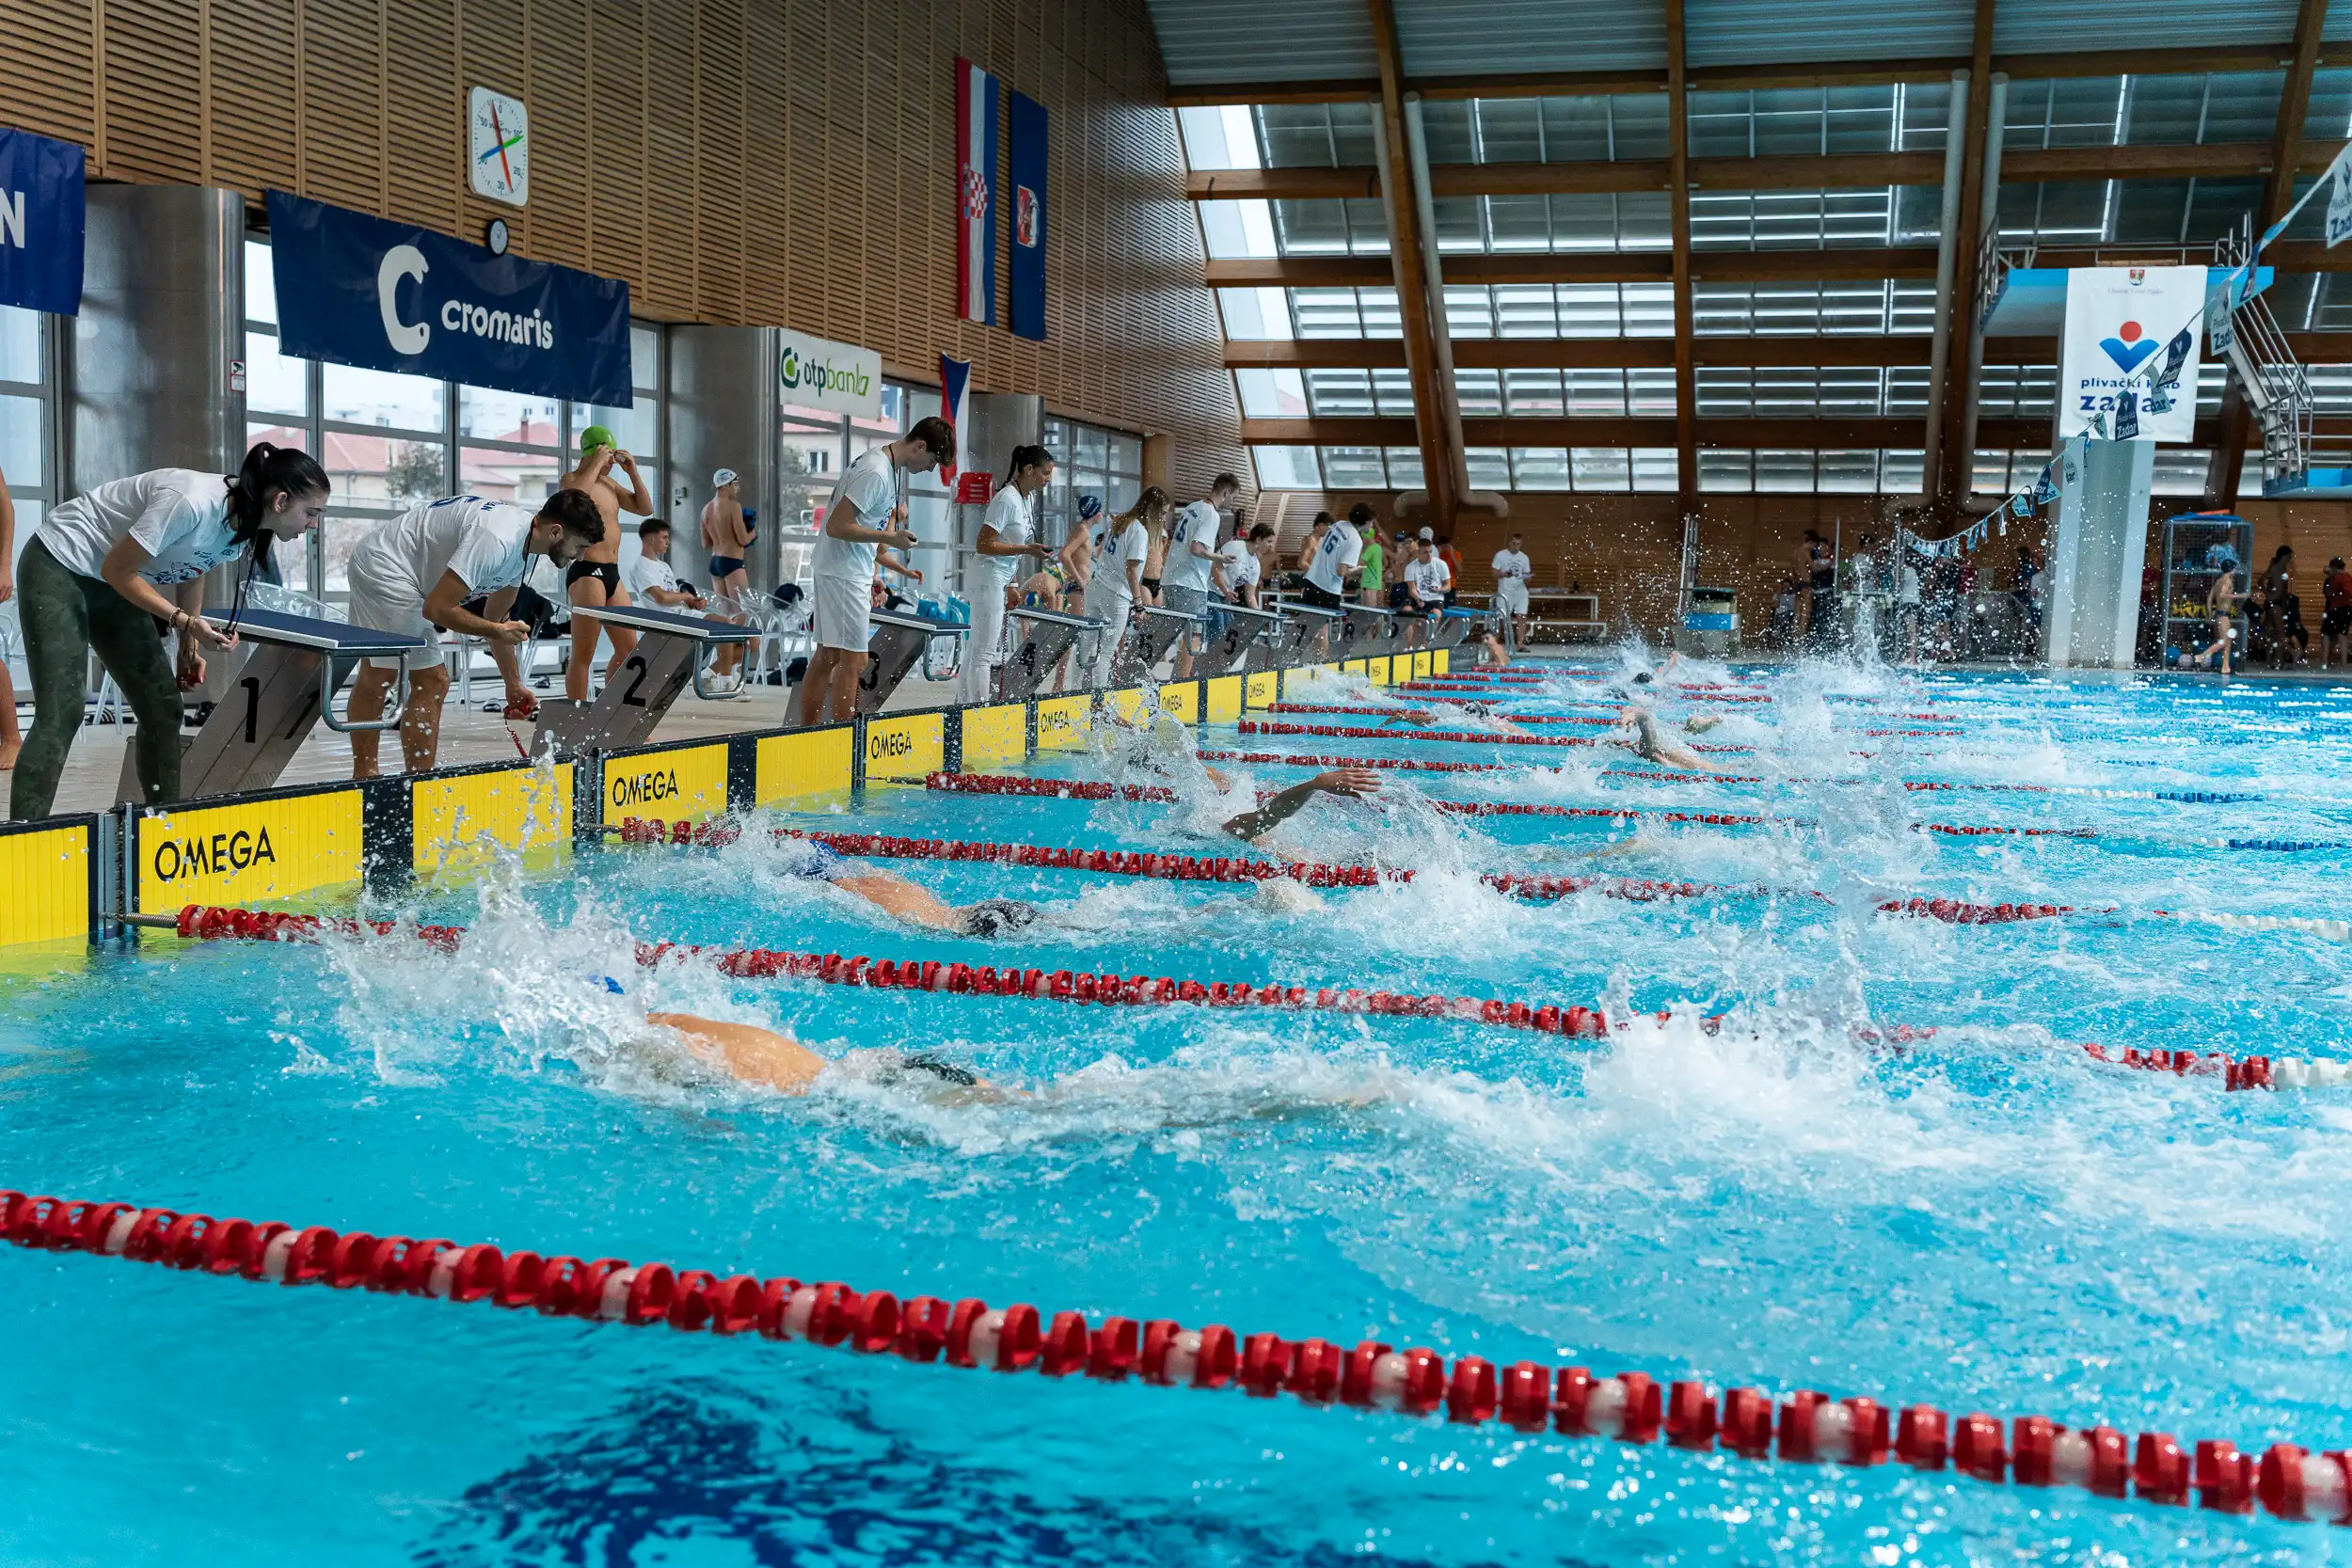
[1216,522,1274,610]
[1300,504,1362,658]
[1402,536,1452,649]
[1160,473,1237,679]
[1089,504,1152,689]
[1894,550,1923,665]
[625,519,707,610]
[798,417,949,727]
[344,489,606,777]
[1491,531,1534,646]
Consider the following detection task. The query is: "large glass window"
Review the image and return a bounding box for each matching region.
[1,304,56,626]
[1039,413,1144,555]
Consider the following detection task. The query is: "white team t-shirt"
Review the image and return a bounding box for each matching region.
[1405,555,1451,603]
[1216,538,1260,598]
[1492,548,1532,582]
[979,483,1036,592]
[625,551,684,600]
[1304,521,1362,594]
[1090,519,1150,606]
[1162,500,1220,594]
[813,445,898,586]
[351,495,535,604]
[38,468,248,587]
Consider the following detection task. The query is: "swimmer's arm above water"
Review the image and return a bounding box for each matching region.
[651,1012,829,1095]
[1220,768,1381,844]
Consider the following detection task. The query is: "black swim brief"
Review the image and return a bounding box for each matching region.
[566,560,621,595]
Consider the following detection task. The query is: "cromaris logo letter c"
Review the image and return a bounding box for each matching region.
[2100,318,2159,373]
[378,245,430,355]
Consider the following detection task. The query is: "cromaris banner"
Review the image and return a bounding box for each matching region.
[777,326,882,420]
[2058,265,2204,444]
[0,125,85,316]
[266,191,631,404]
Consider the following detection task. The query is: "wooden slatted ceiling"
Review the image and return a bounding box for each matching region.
[17,0,1245,497]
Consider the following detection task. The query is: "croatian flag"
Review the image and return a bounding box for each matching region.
[954,57,999,326]
[940,353,972,483]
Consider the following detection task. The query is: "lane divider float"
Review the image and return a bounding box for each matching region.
[158,905,2336,1090]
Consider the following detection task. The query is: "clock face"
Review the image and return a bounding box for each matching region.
[469,87,530,208]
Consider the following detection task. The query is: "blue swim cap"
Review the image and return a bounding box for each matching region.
[599,975,627,995]
[1077,495,1104,521]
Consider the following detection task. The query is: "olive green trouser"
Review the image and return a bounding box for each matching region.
[10,535,184,819]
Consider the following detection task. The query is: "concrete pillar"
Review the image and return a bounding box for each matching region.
[71,184,246,490]
[667,326,778,592]
[1142,433,1172,496]
[2045,433,2153,669]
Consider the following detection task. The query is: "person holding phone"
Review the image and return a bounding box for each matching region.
[797,419,953,727]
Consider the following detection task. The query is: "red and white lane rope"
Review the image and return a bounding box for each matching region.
[161,904,2324,1090]
[924,773,1779,827]
[926,771,2093,843]
[1241,720,1603,749]
[612,821,2084,927]
[8,1185,2344,1524]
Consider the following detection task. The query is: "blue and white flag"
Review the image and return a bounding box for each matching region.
[2031,464,2059,506]
[2114,388,2139,442]
[939,353,972,483]
[1007,89,1047,341]
[0,125,85,316]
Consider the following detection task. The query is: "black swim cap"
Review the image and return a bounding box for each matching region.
[960,898,1041,940]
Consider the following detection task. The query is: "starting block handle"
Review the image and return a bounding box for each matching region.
[319,658,409,733]
[690,641,738,702]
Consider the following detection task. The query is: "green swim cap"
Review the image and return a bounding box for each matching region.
[580,424,616,454]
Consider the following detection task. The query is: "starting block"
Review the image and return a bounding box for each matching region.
[854,607,967,717]
[1260,602,1343,667]
[532,602,755,755]
[1193,601,1284,678]
[998,606,1103,701]
[1339,602,1402,661]
[1124,606,1200,679]
[1435,608,1480,651]
[119,605,425,804]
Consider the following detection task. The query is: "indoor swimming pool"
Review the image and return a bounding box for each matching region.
[6,655,2352,1565]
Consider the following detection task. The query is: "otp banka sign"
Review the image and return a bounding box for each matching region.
[267,190,631,405]
[776,326,882,420]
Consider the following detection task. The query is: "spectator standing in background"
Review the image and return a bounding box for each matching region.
[1356,524,1385,610]
[1491,531,1533,646]
[1894,548,1922,665]
[1295,512,1331,585]
[1436,534,1463,607]
[1159,473,1236,681]
[2322,556,2352,668]
[558,427,655,701]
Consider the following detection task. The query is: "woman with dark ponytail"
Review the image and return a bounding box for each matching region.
[954,441,1057,705]
[11,443,330,818]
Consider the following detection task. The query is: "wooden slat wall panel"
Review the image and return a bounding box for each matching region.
[644,0,698,319]
[8,0,1245,492]
[694,0,745,325]
[520,0,588,266]
[2,0,96,145]
[387,0,458,233]
[102,0,202,183]
[301,0,388,212]
[210,0,298,195]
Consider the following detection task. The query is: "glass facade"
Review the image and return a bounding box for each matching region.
[1192,73,2295,495]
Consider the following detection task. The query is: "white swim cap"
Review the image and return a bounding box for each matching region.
[713,467,739,487]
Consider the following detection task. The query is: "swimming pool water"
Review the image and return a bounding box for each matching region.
[7,655,2352,1565]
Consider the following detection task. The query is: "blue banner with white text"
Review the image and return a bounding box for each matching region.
[0,125,86,315]
[266,190,631,404]
[1008,90,1047,341]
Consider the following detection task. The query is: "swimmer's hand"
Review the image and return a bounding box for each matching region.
[1220,768,1380,843]
[1686,713,1724,735]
